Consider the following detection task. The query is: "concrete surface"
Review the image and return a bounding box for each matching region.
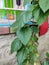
[38,30,49,60]
[0,34,17,65]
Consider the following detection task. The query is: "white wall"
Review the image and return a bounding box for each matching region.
[0,0,4,8]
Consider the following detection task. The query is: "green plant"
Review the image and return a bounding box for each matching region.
[11,0,49,65]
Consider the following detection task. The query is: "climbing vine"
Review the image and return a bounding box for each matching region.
[11,0,49,65]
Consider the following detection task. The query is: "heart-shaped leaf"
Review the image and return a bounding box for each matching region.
[17,48,28,64]
[11,38,22,53]
[17,27,32,45]
[39,0,49,13]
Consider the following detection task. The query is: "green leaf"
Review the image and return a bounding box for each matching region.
[30,55,35,65]
[29,52,37,65]
[17,11,32,29]
[46,52,49,58]
[17,27,32,45]
[37,10,49,26]
[12,11,32,29]
[32,5,40,20]
[17,48,28,64]
[43,60,48,65]
[29,4,39,11]
[11,10,23,28]
[32,5,44,26]
[32,3,49,26]
[32,36,38,42]
[29,44,38,53]
[42,61,49,65]
[32,26,39,34]
[11,38,22,53]
[29,45,34,52]
[11,22,17,29]
[18,61,27,65]
[23,0,31,6]
[39,0,49,13]
[32,5,47,26]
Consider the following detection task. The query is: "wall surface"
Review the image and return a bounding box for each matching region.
[0,34,17,65]
[38,30,49,61]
